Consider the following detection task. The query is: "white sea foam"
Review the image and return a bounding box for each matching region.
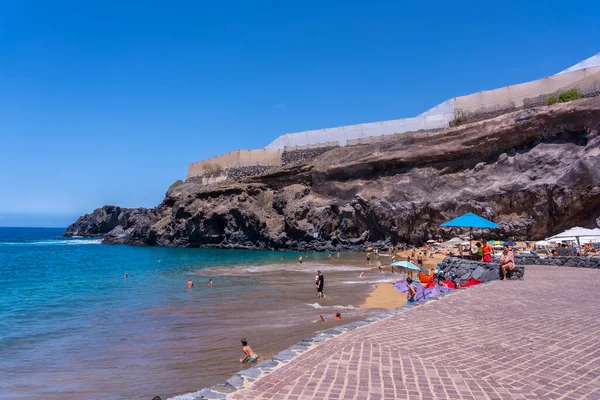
[341,277,401,285]
[306,303,355,310]
[200,263,366,276]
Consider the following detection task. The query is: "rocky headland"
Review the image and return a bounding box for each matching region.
[65,98,600,250]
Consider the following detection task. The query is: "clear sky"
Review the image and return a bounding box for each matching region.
[1,1,598,227]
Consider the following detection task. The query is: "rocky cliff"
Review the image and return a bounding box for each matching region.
[65,98,600,250]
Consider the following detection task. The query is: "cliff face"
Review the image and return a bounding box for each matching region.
[65,98,600,250]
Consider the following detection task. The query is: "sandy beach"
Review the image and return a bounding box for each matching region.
[360,282,406,309]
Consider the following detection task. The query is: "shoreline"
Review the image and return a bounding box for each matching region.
[166,251,447,400]
[176,278,483,400]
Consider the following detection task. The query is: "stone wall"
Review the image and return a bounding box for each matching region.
[282,146,339,165]
[225,165,279,181]
[510,254,600,269]
[439,256,525,283]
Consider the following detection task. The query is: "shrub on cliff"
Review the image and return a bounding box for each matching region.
[547,88,582,105]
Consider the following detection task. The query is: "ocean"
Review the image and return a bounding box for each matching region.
[0,227,394,399]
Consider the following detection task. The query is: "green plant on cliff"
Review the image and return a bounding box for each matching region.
[546,94,558,105]
[169,180,184,190]
[558,88,582,103]
[547,88,582,105]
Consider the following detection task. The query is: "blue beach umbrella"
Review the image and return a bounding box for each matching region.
[440,212,499,247]
[390,261,421,271]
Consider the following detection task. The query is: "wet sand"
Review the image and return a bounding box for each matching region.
[360,282,406,310]
[165,252,403,399]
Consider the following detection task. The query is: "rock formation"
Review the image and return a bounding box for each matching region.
[64,98,600,250]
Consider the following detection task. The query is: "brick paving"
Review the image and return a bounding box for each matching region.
[230,266,600,399]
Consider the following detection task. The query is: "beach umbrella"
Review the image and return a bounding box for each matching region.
[440,213,499,249]
[442,237,463,247]
[548,227,600,247]
[504,241,517,247]
[390,261,421,271]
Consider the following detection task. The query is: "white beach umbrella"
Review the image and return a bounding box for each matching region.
[548,227,600,246]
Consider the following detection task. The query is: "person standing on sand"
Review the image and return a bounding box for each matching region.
[316,270,324,298]
[186,279,193,288]
[482,240,492,262]
[406,277,416,303]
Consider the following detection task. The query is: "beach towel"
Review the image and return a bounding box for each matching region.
[444,279,457,289]
[394,281,451,301]
[464,277,483,287]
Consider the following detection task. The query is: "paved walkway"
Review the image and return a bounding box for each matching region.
[230,266,600,399]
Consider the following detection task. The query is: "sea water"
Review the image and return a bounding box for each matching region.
[0,228,388,399]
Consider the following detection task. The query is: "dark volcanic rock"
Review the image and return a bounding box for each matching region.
[65,98,600,249]
[439,256,525,282]
[63,206,151,237]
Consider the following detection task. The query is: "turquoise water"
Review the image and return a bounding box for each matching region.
[0,228,376,399]
[0,228,299,399]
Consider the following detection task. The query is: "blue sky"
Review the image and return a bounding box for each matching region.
[1,1,598,227]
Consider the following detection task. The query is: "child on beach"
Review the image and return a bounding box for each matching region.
[240,339,259,363]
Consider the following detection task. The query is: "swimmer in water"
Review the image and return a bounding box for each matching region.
[186,279,193,288]
[298,255,303,264]
[360,272,365,279]
[208,279,213,287]
[240,339,259,363]
[124,272,128,278]
[333,313,342,320]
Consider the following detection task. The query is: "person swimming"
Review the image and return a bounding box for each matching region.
[333,313,342,320]
[240,339,258,363]
[186,279,193,288]
[208,279,213,287]
[360,272,365,279]
[124,272,128,278]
